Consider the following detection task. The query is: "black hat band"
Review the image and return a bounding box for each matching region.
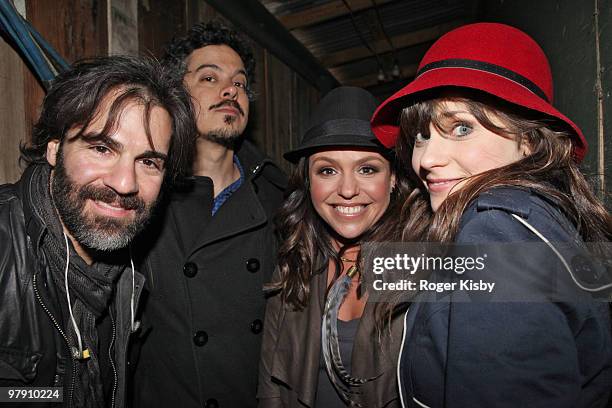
[302,118,374,142]
[417,58,549,103]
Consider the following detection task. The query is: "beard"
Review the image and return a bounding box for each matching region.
[199,126,243,149]
[51,150,156,252]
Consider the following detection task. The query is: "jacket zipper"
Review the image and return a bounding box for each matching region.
[108,309,118,408]
[33,273,76,408]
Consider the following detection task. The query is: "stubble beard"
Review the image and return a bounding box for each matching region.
[199,119,243,149]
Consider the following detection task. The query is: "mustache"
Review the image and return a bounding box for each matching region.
[209,100,244,116]
[78,184,145,212]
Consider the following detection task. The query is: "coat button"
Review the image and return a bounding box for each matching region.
[250,319,263,334]
[205,398,219,408]
[193,331,208,347]
[183,262,198,278]
[246,258,260,273]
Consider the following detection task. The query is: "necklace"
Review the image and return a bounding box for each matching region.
[345,265,359,279]
[339,257,359,279]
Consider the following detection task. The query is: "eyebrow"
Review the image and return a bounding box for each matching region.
[191,63,248,79]
[311,155,385,165]
[192,63,220,73]
[431,110,473,127]
[136,150,168,163]
[438,109,471,118]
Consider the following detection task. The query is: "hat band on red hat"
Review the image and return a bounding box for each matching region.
[417,59,550,103]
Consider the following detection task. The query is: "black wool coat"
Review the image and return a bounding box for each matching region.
[131,140,287,408]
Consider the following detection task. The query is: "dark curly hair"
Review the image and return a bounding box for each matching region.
[21,55,197,186]
[163,20,256,100]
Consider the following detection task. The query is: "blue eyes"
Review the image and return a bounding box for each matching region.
[453,124,472,137]
[414,123,474,143]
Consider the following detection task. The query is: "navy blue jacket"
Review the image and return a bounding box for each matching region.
[398,188,612,408]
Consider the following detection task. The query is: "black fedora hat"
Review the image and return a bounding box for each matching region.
[284,86,388,163]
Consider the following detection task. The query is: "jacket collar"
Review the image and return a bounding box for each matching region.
[174,140,286,256]
[236,140,287,190]
[17,163,52,249]
[185,173,267,256]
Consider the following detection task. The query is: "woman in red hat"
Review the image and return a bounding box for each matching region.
[258,87,408,407]
[370,23,612,407]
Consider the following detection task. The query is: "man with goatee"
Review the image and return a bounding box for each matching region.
[132,21,286,408]
[0,56,195,408]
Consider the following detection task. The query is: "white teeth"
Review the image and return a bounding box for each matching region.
[335,205,364,215]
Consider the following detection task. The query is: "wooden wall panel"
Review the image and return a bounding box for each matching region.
[25,0,107,60]
[168,2,321,174]
[290,72,321,161]
[244,42,268,156]
[0,0,107,183]
[0,1,320,183]
[0,40,26,183]
[109,0,138,55]
[263,52,293,172]
[138,0,187,58]
[252,49,320,174]
[24,0,107,152]
[186,0,222,26]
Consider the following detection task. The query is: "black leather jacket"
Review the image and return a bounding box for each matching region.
[0,165,144,408]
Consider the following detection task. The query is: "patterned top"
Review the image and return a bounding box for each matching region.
[211,155,244,216]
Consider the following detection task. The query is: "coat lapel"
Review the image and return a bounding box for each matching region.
[187,179,267,257]
[167,177,214,256]
[271,269,327,406]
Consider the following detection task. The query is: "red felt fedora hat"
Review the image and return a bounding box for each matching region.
[371,22,587,162]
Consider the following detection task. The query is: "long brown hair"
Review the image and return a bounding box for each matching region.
[373,90,611,323]
[396,91,610,243]
[269,152,410,311]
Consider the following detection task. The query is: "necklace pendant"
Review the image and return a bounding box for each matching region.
[346,265,358,278]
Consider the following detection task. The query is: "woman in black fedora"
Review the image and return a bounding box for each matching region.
[257,87,407,407]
